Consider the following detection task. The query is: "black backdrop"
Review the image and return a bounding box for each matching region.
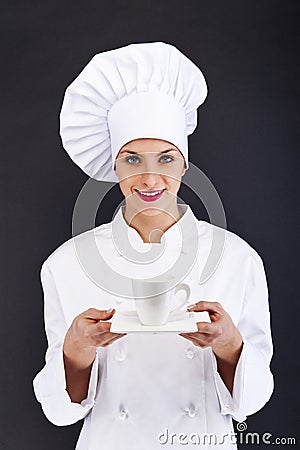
[1,1,299,449]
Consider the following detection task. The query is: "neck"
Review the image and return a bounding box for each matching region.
[123,204,182,243]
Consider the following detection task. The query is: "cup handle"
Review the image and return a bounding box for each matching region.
[171,283,191,313]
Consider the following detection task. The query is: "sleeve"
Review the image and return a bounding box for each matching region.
[211,250,274,422]
[32,260,100,426]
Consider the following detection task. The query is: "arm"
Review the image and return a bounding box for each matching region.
[226,252,274,419]
[33,261,125,425]
[180,251,274,421]
[63,340,96,404]
[212,329,243,395]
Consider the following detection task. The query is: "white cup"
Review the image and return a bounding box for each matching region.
[132,276,191,326]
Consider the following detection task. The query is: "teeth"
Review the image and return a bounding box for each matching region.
[138,190,163,197]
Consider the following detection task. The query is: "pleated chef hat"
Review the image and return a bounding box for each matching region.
[60,42,208,182]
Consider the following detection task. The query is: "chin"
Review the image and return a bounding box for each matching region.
[138,207,164,217]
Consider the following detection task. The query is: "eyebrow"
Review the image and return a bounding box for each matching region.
[118,148,178,156]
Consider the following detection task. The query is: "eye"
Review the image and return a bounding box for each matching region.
[125,155,140,165]
[159,155,174,163]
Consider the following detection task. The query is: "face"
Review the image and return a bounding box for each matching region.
[114,138,186,217]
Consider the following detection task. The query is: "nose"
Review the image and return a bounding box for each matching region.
[140,170,163,188]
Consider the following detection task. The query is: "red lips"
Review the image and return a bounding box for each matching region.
[135,189,165,202]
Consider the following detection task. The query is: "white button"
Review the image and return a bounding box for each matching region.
[119,408,128,420]
[186,408,196,418]
[185,348,195,359]
[115,351,126,362]
[180,248,189,255]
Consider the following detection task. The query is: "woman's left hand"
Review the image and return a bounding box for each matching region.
[179,300,243,362]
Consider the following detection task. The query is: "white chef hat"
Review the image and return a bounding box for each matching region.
[60,42,207,182]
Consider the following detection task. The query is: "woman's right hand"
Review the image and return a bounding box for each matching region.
[64,307,126,351]
[63,308,126,370]
[63,308,125,403]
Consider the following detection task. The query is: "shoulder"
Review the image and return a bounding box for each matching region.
[197,220,264,267]
[41,220,113,271]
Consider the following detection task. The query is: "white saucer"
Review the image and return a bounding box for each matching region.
[110,310,210,333]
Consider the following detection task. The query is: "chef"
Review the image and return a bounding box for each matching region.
[33,42,274,450]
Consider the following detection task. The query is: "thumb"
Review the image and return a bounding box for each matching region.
[186,301,205,312]
[186,301,221,316]
[101,308,116,321]
[85,307,116,321]
[186,301,212,312]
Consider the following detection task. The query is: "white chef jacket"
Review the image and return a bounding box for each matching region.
[33,204,274,450]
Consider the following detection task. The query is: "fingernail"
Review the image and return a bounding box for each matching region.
[107,308,114,313]
[187,304,197,310]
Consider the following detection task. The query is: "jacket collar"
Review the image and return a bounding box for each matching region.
[111,203,199,249]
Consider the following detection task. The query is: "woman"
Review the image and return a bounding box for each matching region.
[33,42,273,450]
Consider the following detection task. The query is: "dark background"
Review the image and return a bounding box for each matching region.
[1,1,299,449]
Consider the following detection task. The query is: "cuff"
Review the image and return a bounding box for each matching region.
[33,342,99,426]
[211,341,246,423]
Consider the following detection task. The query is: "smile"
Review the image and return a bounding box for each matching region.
[135,189,165,202]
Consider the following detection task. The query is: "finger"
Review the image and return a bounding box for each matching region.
[101,334,127,348]
[95,327,127,340]
[78,322,110,345]
[196,322,222,337]
[92,321,115,333]
[182,330,215,340]
[178,333,208,348]
[179,333,215,348]
[97,331,127,347]
[85,320,116,339]
[187,301,223,315]
[84,307,116,322]
[180,331,217,342]
[100,309,116,321]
